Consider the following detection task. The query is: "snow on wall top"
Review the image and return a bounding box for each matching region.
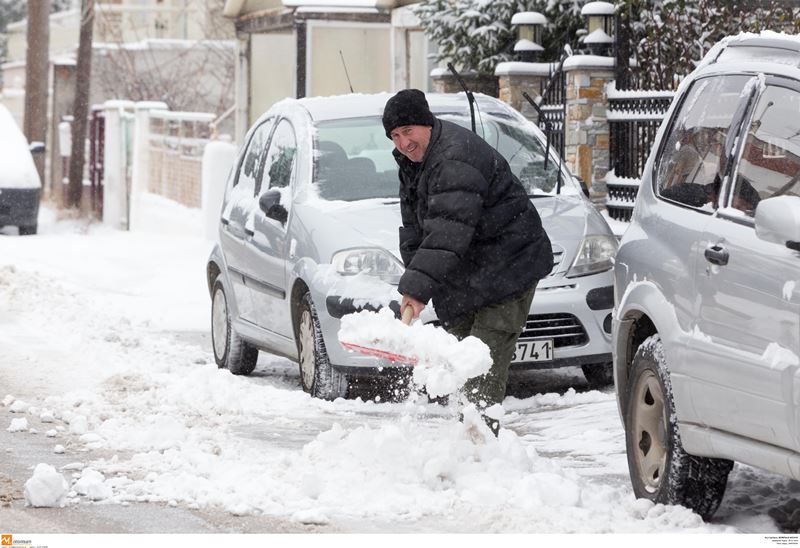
[562,54,615,71]
[581,1,615,15]
[511,11,547,25]
[606,81,676,99]
[494,61,556,76]
[283,0,393,7]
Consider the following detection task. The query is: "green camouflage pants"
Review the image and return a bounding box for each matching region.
[447,283,537,414]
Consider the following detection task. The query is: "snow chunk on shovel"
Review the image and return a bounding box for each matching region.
[338,308,491,397]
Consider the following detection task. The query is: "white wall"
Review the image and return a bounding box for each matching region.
[249,30,295,125]
[307,22,391,97]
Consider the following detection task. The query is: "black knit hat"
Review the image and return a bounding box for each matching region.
[382,89,436,138]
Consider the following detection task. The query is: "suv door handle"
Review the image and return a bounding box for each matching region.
[704,244,729,266]
[244,227,255,237]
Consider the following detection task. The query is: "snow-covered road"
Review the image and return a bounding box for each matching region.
[0,202,796,534]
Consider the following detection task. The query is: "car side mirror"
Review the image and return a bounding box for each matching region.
[754,196,800,251]
[259,189,288,224]
[29,141,45,154]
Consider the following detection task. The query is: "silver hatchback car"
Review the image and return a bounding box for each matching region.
[613,33,800,519]
[207,92,617,400]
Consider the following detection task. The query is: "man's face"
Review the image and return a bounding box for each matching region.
[390,125,432,163]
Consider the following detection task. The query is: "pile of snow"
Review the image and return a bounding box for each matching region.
[0,202,767,532]
[338,308,491,397]
[24,463,69,508]
[74,468,113,501]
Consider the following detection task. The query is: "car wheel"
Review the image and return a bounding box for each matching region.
[581,362,613,387]
[296,291,348,400]
[18,224,37,236]
[625,334,732,520]
[211,276,258,376]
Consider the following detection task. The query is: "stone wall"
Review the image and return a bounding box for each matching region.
[563,57,614,193]
[430,70,499,97]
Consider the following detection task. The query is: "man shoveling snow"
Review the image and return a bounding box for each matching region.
[379,89,553,434]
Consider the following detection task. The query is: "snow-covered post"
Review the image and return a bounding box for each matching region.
[201,139,237,241]
[494,62,555,121]
[562,55,614,194]
[102,100,134,229]
[129,101,168,232]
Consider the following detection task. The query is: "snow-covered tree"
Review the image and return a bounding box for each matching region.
[413,0,584,75]
[627,0,800,89]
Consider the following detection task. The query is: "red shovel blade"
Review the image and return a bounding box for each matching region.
[340,341,417,365]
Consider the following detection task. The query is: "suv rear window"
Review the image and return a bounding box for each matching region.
[654,75,751,209]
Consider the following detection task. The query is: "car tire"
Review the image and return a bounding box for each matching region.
[18,224,37,236]
[581,362,613,387]
[211,277,258,376]
[296,291,348,400]
[625,334,732,520]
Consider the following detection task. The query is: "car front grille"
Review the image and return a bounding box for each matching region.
[519,313,588,348]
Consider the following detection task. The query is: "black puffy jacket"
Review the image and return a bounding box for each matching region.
[396,118,553,325]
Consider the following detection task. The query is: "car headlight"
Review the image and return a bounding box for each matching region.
[566,235,618,278]
[331,248,405,284]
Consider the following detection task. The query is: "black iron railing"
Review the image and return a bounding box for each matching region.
[606,91,674,221]
[536,63,566,159]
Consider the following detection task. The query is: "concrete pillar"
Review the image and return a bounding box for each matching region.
[494,61,556,120]
[102,100,135,229]
[129,101,167,232]
[563,55,614,193]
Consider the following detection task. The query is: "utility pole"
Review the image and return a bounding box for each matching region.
[23,0,50,187]
[67,0,94,210]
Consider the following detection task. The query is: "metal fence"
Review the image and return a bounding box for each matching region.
[537,66,566,160]
[606,90,674,221]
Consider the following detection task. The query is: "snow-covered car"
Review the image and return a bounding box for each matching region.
[0,103,42,235]
[613,32,800,520]
[207,92,617,400]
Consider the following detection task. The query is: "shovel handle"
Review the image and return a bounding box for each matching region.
[401,304,414,325]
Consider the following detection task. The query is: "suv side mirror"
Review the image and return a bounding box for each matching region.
[259,189,288,224]
[754,196,800,251]
[29,141,45,154]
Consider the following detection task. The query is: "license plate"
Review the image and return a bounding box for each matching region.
[511,339,554,363]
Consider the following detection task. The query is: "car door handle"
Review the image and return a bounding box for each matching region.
[244,227,255,237]
[221,217,230,226]
[704,244,729,266]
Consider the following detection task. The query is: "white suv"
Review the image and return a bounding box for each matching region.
[613,32,800,519]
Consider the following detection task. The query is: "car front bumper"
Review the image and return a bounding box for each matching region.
[0,187,40,228]
[316,269,614,374]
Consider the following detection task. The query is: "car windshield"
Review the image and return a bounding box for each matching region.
[314,113,569,201]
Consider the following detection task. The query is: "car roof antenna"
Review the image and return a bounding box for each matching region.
[446,63,476,134]
[522,90,563,195]
[340,50,354,93]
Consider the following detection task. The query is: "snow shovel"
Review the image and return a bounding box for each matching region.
[339,305,418,365]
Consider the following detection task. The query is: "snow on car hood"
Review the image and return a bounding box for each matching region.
[295,198,402,261]
[534,195,610,245]
[296,194,606,266]
[0,104,41,189]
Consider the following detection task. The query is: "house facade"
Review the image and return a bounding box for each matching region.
[222,0,435,141]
